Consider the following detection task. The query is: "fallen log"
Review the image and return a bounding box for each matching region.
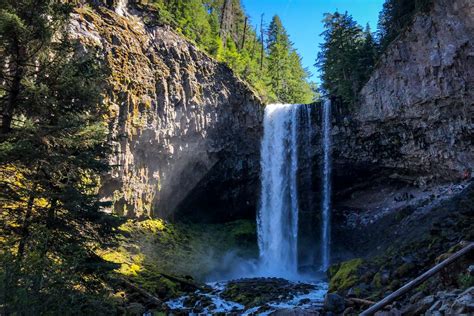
[159,272,209,291]
[346,297,375,306]
[360,242,474,316]
[118,278,162,305]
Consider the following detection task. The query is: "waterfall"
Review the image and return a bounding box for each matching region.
[258,104,300,278]
[320,99,332,271]
[305,103,313,217]
[257,101,331,277]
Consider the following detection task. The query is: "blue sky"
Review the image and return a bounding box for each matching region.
[241,0,385,84]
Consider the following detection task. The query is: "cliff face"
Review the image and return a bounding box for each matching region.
[328,0,474,263]
[333,0,473,182]
[69,0,473,221]
[71,6,263,219]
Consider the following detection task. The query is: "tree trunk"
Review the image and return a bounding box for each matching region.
[361,242,474,316]
[17,182,38,259]
[118,278,162,305]
[251,26,258,55]
[240,16,248,51]
[33,199,58,297]
[219,0,232,45]
[2,40,25,134]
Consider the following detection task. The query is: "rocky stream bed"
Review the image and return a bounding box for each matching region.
[163,278,328,315]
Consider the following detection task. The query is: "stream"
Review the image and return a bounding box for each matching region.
[164,278,327,315]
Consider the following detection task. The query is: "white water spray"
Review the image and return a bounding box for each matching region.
[321,100,332,271]
[257,104,300,278]
[257,101,332,276]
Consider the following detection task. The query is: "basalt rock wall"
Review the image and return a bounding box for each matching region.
[71,5,263,219]
[332,0,473,184]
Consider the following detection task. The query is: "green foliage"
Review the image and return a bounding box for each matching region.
[371,272,383,288]
[0,0,122,313]
[377,0,432,51]
[316,12,378,107]
[266,15,314,104]
[105,219,257,281]
[316,0,432,108]
[458,273,474,289]
[146,0,314,103]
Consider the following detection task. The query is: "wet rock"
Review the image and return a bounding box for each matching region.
[271,308,320,316]
[183,294,199,308]
[374,308,401,316]
[401,295,435,316]
[450,287,474,314]
[221,278,319,308]
[426,300,442,313]
[346,288,357,298]
[125,302,146,315]
[467,265,474,276]
[323,293,345,314]
[409,291,424,304]
[400,303,419,316]
[342,307,354,315]
[402,287,474,315]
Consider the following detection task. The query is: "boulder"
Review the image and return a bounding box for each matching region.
[324,293,346,314]
[449,287,474,314]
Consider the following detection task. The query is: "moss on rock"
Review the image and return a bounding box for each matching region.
[100,218,258,292]
[328,258,364,292]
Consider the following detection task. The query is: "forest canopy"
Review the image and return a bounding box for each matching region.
[316,0,432,107]
[144,0,316,104]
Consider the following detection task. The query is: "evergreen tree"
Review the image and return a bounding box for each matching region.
[316,12,368,106]
[267,15,291,101]
[0,0,72,133]
[0,0,120,313]
[267,15,313,103]
[148,1,313,104]
[316,12,384,106]
[316,0,432,107]
[357,24,378,85]
[287,50,314,104]
[377,0,432,51]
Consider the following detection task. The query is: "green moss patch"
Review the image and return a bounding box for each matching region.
[329,258,364,292]
[100,218,258,297]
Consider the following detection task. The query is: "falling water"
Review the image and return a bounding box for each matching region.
[258,104,300,278]
[321,100,332,271]
[305,103,313,214]
[257,101,331,276]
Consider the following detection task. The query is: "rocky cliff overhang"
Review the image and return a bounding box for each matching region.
[333,0,473,184]
[325,0,473,260]
[70,5,263,219]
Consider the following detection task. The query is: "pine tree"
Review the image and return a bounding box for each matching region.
[0,1,120,313]
[357,24,378,85]
[267,15,313,103]
[0,0,73,133]
[267,15,291,101]
[316,12,365,106]
[287,50,314,104]
[148,1,313,104]
[377,0,432,51]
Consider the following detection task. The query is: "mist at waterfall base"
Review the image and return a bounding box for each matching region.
[207,102,332,282]
[165,103,330,313]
